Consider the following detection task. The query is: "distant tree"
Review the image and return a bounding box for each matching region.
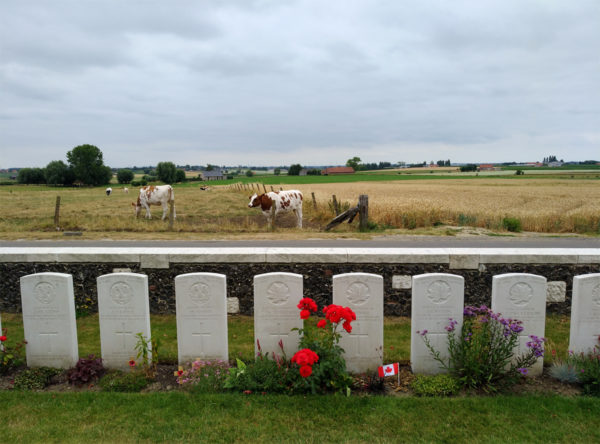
[175,169,186,183]
[274,168,281,176]
[307,169,321,175]
[245,169,254,177]
[206,164,215,171]
[66,144,112,185]
[156,161,177,184]
[116,169,134,184]
[459,164,478,172]
[346,157,362,171]
[288,164,302,175]
[17,168,46,184]
[45,160,72,186]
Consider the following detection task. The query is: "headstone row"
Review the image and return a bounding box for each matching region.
[15,271,600,375]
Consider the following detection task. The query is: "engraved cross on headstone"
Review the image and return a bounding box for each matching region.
[348,322,369,357]
[115,322,133,351]
[268,322,290,345]
[192,322,212,357]
[39,329,58,355]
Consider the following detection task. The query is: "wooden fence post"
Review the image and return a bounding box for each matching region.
[169,201,175,229]
[270,186,274,192]
[280,187,283,191]
[263,184,267,193]
[54,196,61,228]
[359,194,368,231]
[332,195,340,215]
[311,192,317,210]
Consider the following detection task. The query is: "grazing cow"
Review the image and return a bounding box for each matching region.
[123,187,129,194]
[105,187,112,196]
[248,190,303,228]
[132,185,176,220]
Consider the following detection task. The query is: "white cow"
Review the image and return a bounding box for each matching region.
[132,185,176,220]
[105,187,112,196]
[248,190,303,228]
[123,187,129,194]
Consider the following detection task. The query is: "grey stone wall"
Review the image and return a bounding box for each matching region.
[1,262,598,316]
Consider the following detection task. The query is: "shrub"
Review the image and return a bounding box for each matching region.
[411,374,460,397]
[418,305,546,392]
[133,333,160,379]
[0,328,26,375]
[14,367,61,390]
[131,180,140,187]
[117,169,134,184]
[551,345,600,395]
[98,370,149,392]
[502,217,522,232]
[549,362,580,384]
[175,359,230,393]
[67,354,106,386]
[224,354,297,394]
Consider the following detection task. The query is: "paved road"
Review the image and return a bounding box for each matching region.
[2,236,600,248]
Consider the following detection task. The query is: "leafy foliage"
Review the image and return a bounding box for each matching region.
[410,374,460,397]
[156,161,177,184]
[67,354,106,386]
[98,370,149,392]
[17,168,46,184]
[116,169,134,184]
[176,359,230,392]
[0,328,26,375]
[66,144,112,186]
[551,345,600,395]
[287,164,302,175]
[14,367,61,390]
[502,217,522,232]
[45,160,74,186]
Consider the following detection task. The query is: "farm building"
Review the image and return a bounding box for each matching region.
[200,168,225,181]
[478,164,500,171]
[322,166,355,175]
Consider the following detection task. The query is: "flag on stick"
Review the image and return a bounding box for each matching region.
[378,362,399,378]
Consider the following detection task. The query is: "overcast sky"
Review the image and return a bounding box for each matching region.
[1,1,599,168]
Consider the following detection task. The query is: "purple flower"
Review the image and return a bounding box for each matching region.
[420,329,428,336]
[479,317,489,323]
[518,368,528,376]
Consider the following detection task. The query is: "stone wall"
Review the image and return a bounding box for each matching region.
[1,247,599,316]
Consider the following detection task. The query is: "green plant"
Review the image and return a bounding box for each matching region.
[67,354,106,386]
[549,362,580,384]
[175,359,231,392]
[224,352,297,394]
[0,329,26,375]
[552,345,600,395]
[14,367,61,390]
[502,217,522,232]
[410,374,460,397]
[133,332,160,379]
[418,305,545,392]
[98,370,149,392]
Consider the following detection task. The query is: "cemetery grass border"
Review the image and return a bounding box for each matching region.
[1,391,600,443]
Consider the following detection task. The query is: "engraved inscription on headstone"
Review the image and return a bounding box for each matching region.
[175,273,228,364]
[254,273,303,358]
[492,273,546,376]
[333,273,383,373]
[569,274,600,354]
[20,273,79,368]
[411,273,464,375]
[97,273,151,369]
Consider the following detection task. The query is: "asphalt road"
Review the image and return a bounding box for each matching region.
[1,236,599,248]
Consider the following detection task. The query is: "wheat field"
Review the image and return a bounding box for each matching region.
[0,178,599,238]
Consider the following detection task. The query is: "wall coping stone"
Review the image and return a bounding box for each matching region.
[0,247,599,267]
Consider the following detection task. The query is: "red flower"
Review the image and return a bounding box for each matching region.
[297,297,318,313]
[292,348,319,367]
[342,321,352,333]
[317,319,327,328]
[323,305,356,328]
[128,359,136,367]
[300,309,311,320]
[0,336,6,342]
[299,365,312,378]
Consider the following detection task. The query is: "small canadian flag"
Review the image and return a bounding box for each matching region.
[378,362,399,377]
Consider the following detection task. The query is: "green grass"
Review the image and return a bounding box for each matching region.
[0,312,571,365]
[0,392,599,443]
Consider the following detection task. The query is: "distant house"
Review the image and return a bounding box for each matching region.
[525,162,543,167]
[548,161,564,167]
[479,164,496,171]
[322,167,355,175]
[200,167,224,181]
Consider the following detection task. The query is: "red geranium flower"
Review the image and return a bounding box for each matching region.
[300,309,311,320]
[128,359,136,367]
[317,319,327,328]
[342,321,352,333]
[0,336,6,342]
[292,348,319,367]
[297,297,318,313]
[299,365,312,378]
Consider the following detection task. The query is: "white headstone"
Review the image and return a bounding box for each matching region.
[254,272,303,358]
[175,273,228,364]
[491,273,547,376]
[20,273,79,368]
[97,273,152,369]
[332,273,383,373]
[411,273,464,374]
[569,273,600,354]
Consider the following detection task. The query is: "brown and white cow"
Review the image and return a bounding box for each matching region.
[248,190,303,228]
[132,185,175,220]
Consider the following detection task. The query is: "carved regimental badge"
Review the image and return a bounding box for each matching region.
[267,282,290,305]
[509,282,533,307]
[110,282,133,305]
[427,280,451,304]
[346,282,370,305]
[592,284,600,307]
[34,282,55,305]
[189,281,211,306]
